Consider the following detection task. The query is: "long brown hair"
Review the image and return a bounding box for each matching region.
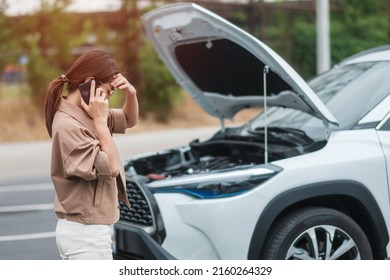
[44,49,121,137]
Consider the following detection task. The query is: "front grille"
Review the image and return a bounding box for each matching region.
[119,180,153,227]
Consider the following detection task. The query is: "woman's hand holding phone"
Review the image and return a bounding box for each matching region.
[80,79,120,177]
[80,80,109,123]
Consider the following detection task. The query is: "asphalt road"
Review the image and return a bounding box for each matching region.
[0,126,216,260]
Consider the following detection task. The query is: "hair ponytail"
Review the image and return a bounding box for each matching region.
[44,77,66,137]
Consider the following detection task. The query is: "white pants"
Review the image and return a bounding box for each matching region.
[55,219,114,260]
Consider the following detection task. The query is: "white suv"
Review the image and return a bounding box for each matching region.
[113,3,390,260]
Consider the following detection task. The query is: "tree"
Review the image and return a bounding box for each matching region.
[264,0,390,79]
[119,0,181,121]
[0,0,20,83]
[139,40,181,122]
[331,0,390,63]
[17,0,76,108]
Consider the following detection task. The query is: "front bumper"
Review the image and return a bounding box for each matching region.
[113,222,176,260]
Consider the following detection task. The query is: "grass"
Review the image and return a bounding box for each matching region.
[0,83,260,143]
[0,83,28,98]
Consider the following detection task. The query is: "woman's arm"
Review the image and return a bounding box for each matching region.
[82,80,120,177]
[111,73,139,128]
[94,119,120,177]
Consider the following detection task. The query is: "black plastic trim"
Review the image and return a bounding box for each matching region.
[114,222,176,260]
[378,116,390,131]
[352,121,379,130]
[247,180,389,259]
[127,176,167,244]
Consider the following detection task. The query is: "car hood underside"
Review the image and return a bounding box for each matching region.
[142,3,338,126]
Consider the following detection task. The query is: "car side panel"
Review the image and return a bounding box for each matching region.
[247,181,388,259]
[248,129,390,259]
[375,129,390,256]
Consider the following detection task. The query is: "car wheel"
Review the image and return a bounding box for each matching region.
[262,207,373,260]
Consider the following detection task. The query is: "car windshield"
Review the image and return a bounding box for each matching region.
[249,61,390,135]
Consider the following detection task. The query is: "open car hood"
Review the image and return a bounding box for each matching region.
[142,3,338,126]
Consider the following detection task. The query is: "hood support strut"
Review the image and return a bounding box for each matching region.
[220,117,226,134]
[263,65,269,165]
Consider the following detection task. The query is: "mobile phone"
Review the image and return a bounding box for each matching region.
[79,80,93,105]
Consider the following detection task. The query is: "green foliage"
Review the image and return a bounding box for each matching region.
[233,10,247,24]
[0,0,21,71]
[111,0,181,122]
[139,40,181,122]
[26,40,59,109]
[16,0,76,110]
[264,0,389,79]
[33,0,75,67]
[290,19,317,78]
[331,0,389,63]
[265,10,317,78]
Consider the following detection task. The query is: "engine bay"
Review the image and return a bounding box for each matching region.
[124,127,326,181]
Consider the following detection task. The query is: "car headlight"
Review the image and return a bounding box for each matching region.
[149,165,281,199]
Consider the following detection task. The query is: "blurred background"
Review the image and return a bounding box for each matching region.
[0,0,389,143]
[0,0,389,260]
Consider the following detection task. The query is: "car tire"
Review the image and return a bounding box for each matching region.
[261,207,373,260]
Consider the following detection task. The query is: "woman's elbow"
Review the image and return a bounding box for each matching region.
[126,115,138,128]
[110,166,120,178]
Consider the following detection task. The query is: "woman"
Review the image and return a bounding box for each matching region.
[44,49,138,260]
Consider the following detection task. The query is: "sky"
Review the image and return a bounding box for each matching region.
[5,0,122,15]
[4,0,257,16]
